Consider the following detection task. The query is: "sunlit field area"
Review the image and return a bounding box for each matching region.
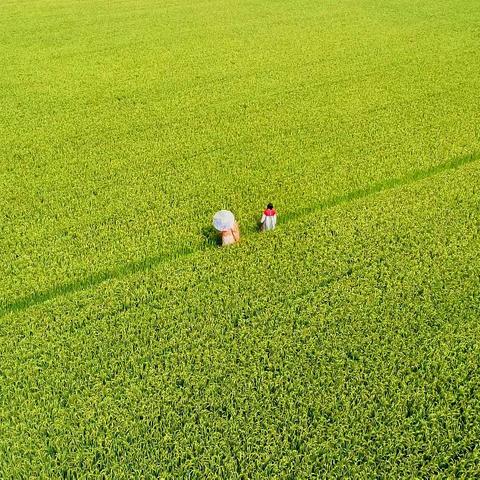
[1,0,479,477]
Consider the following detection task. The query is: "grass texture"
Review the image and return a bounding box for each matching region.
[1,0,480,477]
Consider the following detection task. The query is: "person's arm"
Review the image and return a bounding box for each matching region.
[260,214,266,224]
[272,214,277,227]
[232,223,240,241]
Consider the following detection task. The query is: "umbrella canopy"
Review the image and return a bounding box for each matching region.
[213,210,235,231]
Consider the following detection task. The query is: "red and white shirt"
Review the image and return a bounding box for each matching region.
[260,209,277,231]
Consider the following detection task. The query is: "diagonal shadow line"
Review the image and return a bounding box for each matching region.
[280,151,480,225]
[0,246,197,319]
[1,150,479,318]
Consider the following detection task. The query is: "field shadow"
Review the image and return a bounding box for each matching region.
[202,225,222,247]
[1,150,478,318]
[282,151,480,225]
[0,247,195,318]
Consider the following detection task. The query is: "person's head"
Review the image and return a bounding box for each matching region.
[267,203,274,210]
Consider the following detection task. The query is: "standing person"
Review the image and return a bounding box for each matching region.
[213,210,240,246]
[260,203,277,231]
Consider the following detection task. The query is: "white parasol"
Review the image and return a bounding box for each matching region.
[213,210,235,231]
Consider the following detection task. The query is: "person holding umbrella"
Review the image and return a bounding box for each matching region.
[213,210,240,246]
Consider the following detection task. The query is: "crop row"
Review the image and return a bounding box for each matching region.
[1,160,479,477]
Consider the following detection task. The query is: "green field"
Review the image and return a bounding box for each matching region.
[1,0,480,477]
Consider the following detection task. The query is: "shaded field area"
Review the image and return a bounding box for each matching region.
[1,0,480,477]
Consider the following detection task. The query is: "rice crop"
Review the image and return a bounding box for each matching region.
[1,0,479,477]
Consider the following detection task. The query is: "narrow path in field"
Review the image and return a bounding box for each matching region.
[1,151,478,318]
[281,151,480,225]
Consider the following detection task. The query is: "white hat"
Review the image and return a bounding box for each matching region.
[213,210,235,231]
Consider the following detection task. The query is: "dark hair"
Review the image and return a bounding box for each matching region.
[267,203,274,210]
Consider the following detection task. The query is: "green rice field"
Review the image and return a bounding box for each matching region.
[1,0,480,477]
